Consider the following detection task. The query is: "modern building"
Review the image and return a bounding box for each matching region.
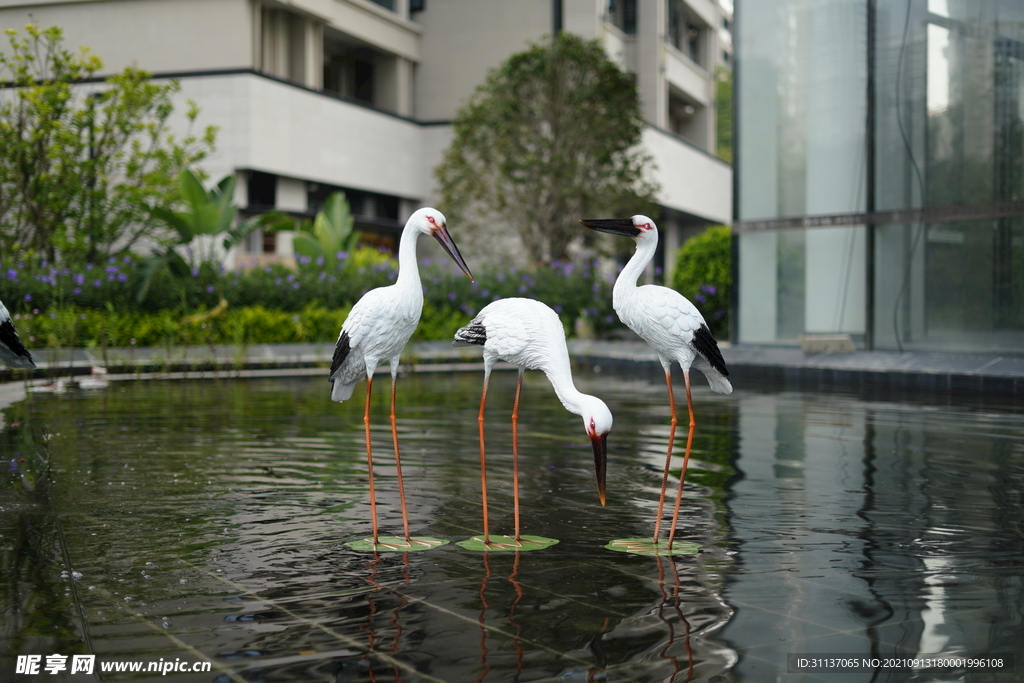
[734,0,1024,354]
[0,0,732,276]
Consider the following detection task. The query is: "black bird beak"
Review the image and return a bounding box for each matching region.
[579,218,641,238]
[591,433,608,505]
[432,225,474,281]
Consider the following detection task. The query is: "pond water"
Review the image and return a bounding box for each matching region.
[2,366,1023,682]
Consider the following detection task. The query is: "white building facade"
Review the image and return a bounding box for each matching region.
[0,0,732,274]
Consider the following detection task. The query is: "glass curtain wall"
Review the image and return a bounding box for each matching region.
[736,0,868,344]
[737,0,1024,352]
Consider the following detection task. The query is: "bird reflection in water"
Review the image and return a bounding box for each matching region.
[655,555,694,683]
[556,557,694,683]
[476,552,526,682]
[358,551,412,683]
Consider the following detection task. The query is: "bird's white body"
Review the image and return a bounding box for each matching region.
[611,222,732,395]
[330,210,430,401]
[457,298,613,434]
[0,298,36,369]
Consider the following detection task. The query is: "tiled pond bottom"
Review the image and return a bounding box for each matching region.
[2,368,1023,682]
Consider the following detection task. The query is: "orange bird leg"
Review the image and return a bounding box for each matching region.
[390,372,411,542]
[667,369,696,549]
[364,376,380,545]
[511,369,524,543]
[478,376,492,544]
[652,369,679,544]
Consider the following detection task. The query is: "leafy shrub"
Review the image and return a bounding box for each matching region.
[671,225,732,339]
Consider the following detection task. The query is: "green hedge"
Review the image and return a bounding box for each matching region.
[671,225,732,340]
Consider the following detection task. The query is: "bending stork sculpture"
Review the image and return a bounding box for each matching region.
[453,297,611,551]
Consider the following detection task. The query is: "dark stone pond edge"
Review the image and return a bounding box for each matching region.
[2,340,1022,399]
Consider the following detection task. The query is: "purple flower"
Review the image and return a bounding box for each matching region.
[74,274,85,285]
[605,315,615,323]
[23,294,30,301]
[274,278,282,285]
[292,282,300,290]
[6,269,17,280]
[94,280,102,287]
[124,256,132,263]
[191,268,200,277]
[695,294,706,303]
[554,304,562,313]
[518,285,527,294]
[73,287,81,295]
[50,313,56,319]
[117,273,127,282]
[336,251,348,260]
[480,289,489,297]
[448,292,457,301]
[316,256,324,267]
[206,285,215,293]
[701,284,717,295]
[86,263,93,271]
[264,266,272,273]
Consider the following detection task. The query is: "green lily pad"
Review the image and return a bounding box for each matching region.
[346,536,450,552]
[455,535,559,552]
[604,538,701,556]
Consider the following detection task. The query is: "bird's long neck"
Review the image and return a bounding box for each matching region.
[545,363,590,418]
[394,225,422,293]
[613,234,657,308]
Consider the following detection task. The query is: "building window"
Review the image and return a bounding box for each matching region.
[259,8,310,84]
[668,1,704,67]
[607,0,636,35]
[367,0,395,10]
[323,29,376,104]
[248,171,277,210]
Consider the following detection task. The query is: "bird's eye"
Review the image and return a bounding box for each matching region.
[426,215,437,226]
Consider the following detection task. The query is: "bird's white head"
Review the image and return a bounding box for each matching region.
[579,395,613,506]
[578,215,657,244]
[408,207,474,281]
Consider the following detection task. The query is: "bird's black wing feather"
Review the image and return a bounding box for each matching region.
[329,330,350,381]
[0,319,33,362]
[693,324,728,377]
[453,321,487,347]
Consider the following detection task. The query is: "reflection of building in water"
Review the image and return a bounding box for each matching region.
[720,391,1024,679]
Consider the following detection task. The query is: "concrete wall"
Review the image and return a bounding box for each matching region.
[643,127,731,224]
[0,0,253,75]
[412,0,550,121]
[166,73,426,200]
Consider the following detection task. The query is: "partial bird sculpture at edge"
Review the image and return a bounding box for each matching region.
[0,298,37,369]
[453,297,611,551]
[330,207,474,552]
[580,215,732,553]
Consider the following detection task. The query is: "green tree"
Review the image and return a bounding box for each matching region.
[672,225,732,339]
[716,66,733,164]
[435,32,658,265]
[0,24,216,263]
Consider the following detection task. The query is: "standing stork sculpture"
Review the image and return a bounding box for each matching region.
[581,216,732,555]
[331,207,473,552]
